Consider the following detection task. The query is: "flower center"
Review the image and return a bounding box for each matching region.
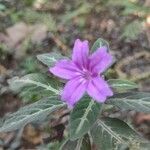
[82,68,93,80]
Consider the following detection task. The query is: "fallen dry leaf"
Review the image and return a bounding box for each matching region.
[30,24,48,44]
[0,64,7,75]
[22,124,42,145]
[0,132,16,148]
[135,112,150,125]
[0,33,7,43]
[5,22,30,48]
[33,0,46,10]
[0,22,48,59]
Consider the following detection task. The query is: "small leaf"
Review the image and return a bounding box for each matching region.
[90,117,141,150]
[0,96,65,132]
[69,97,102,140]
[108,79,138,91]
[108,92,150,113]
[91,38,109,52]
[37,52,67,67]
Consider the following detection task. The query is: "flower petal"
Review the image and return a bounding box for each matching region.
[86,77,113,103]
[61,77,87,106]
[72,39,89,68]
[89,46,113,74]
[49,59,79,80]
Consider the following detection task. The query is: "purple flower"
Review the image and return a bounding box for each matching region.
[49,39,113,107]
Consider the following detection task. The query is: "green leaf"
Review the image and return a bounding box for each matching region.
[37,52,67,67]
[91,38,109,52]
[108,79,138,91]
[21,57,39,73]
[60,139,78,150]
[0,4,6,11]
[0,96,65,132]
[90,117,141,150]
[108,92,150,113]
[69,97,102,140]
[8,73,60,102]
[8,73,59,98]
[140,142,150,150]
[60,135,91,150]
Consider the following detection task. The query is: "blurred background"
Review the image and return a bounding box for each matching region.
[0,0,150,149]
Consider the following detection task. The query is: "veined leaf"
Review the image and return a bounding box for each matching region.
[0,96,65,132]
[37,52,67,67]
[8,74,60,102]
[91,38,109,52]
[108,79,138,91]
[91,117,141,150]
[8,73,59,95]
[108,92,150,113]
[60,139,78,150]
[69,97,102,140]
[60,135,91,150]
